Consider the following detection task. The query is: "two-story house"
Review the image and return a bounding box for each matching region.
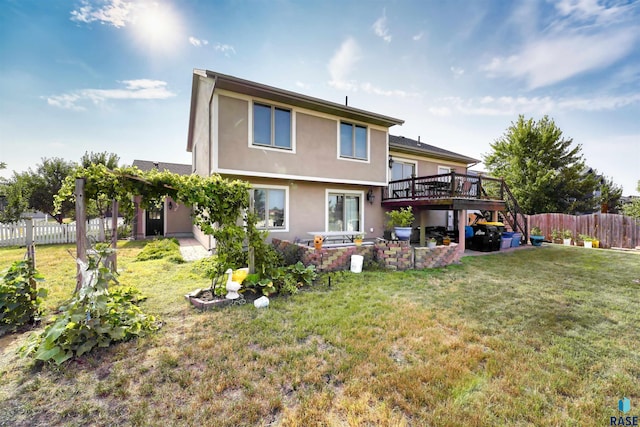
[187,69,406,248]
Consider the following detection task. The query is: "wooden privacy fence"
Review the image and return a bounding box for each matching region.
[528,213,640,249]
[0,218,115,247]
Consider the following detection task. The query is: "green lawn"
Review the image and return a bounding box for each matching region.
[1,243,639,426]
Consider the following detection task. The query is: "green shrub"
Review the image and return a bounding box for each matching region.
[116,222,132,239]
[191,256,228,279]
[135,238,184,263]
[20,248,158,365]
[269,262,318,295]
[0,260,46,334]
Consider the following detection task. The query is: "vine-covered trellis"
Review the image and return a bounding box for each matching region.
[56,164,263,292]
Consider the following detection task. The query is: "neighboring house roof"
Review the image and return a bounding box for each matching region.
[389,135,480,165]
[187,69,405,152]
[132,160,192,176]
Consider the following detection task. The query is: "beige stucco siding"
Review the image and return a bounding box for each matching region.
[165,198,193,237]
[192,76,214,177]
[389,150,468,176]
[228,176,386,242]
[216,94,388,184]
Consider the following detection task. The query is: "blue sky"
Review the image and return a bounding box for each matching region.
[1,0,639,195]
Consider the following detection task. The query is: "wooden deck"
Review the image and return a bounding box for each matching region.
[382,172,506,211]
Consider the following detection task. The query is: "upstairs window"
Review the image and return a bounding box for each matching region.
[253,103,292,149]
[340,122,367,160]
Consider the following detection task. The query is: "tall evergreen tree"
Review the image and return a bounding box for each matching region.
[483,115,598,214]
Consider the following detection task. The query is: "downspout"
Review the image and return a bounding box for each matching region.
[207,77,217,251]
[208,76,217,176]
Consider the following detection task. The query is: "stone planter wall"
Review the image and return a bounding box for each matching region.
[414,243,460,269]
[272,238,374,272]
[273,239,462,272]
[374,240,413,270]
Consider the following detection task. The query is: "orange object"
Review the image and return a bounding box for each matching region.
[314,235,324,250]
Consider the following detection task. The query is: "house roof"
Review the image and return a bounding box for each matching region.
[389,135,480,165]
[132,160,192,176]
[187,69,404,152]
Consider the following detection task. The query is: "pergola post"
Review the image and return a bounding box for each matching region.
[109,199,118,272]
[75,178,87,293]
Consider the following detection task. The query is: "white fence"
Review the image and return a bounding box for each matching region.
[0,218,117,247]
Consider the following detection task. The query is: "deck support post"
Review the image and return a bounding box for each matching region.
[419,209,427,247]
[457,209,466,256]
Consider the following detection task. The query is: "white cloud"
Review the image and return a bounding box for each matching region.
[554,0,629,25]
[428,92,640,116]
[189,36,208,47]
[412,31,424,41]
[214,43,236,56]
[372,9,392,43]
[450,66,465,78]
[327,38,419,97]
[328,37,361,90]
[360,82,419,98]
[481,30,638,89]
[70,0,134,28]
[46,79,176,110]
[295,81,309,89]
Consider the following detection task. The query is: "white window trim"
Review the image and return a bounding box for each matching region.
[252,184,289,232]
[336,121,371,164]
[248,100,297,154]
[324,188,365,233]
[437,165,452,175]
[391,156,418,180]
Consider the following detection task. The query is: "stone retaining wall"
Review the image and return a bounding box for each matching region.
[272,238,374,272]
[272,238,461,272]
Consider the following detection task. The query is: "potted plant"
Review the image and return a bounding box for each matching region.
[386,207,414,241]
[579,234,594,248]
[427,237,437,249]
[551,229,561,244]
[354,234,364,246]
[562,229,573,246]
[530,226,544,246]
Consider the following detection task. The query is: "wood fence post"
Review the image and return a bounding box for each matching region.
[25,218,36,269]
[75,178,87,293]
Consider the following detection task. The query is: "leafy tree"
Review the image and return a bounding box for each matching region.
[27,158,77,223]
[0,173,30,223]
[80,151,120,169]
[483,115,598,214]
[622,181,640,219]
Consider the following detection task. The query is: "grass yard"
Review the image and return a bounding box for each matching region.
[1,242,639,426]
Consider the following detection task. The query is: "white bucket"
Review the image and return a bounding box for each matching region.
[350,255,364,273]
[254,296,269,308]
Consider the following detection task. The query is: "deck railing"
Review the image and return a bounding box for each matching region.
[382,172,528,241]
[382,172,503,201]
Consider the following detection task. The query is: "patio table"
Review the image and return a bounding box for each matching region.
[307,231,362,244]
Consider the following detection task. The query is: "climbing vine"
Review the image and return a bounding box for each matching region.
[55,165,261,271]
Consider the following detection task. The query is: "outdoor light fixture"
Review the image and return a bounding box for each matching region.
[168,201,173,210]
[388,155,393,169]
[367,188,375,204]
